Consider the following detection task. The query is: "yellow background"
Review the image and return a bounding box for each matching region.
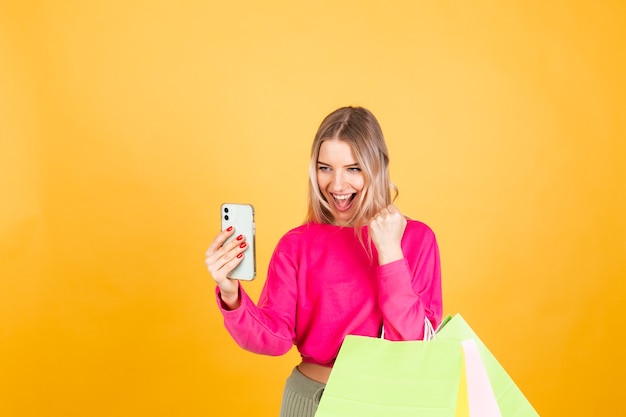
[1,1,624,416]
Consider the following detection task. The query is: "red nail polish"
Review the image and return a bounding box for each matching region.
[236,234,244,241]
[237,253,243,258]
[226,226,233,232]
[239,242,247,248]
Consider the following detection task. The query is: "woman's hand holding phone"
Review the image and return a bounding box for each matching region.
[205,203,256,310]
[205,227,247,309]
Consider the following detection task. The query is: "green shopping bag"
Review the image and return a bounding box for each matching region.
[315,336,463,417]
[315,314,539,417]
[435,314,539,417]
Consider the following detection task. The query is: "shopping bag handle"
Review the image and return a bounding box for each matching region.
[381,315,446,341]
[424,317,436,341]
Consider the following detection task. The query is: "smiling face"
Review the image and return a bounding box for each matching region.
[306,106,395,227]
[316,139,365,225]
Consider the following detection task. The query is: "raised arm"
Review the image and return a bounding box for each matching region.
[369,208,442,340]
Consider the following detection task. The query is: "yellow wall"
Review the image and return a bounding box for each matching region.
[1,1,624,416]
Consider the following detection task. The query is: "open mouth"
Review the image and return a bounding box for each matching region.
[331,193,356,211]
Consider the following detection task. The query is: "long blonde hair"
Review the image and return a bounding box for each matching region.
[306,106,397,227]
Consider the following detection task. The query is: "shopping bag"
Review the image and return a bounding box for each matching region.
[455,352,470,417]
[314,336,463,417]
[435,314,539,417]
[461,339,502,417]
[316,314,539,417]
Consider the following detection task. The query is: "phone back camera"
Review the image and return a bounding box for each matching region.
[224,215,229,221]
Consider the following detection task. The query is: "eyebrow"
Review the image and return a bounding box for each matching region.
[316,160,360,167]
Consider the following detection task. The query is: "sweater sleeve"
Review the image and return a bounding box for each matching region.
[215,236,298,356]
[377,221,443,341]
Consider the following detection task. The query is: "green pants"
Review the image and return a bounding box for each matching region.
[279,367,326,417]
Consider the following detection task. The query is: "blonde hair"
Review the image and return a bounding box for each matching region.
[306,106,397,227]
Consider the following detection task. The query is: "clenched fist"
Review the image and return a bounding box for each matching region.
[368,204,407,265]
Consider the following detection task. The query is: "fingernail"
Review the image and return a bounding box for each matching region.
[239,242,247,248]
[237,253,243,258]
[236,234,244,241]
[226,226,233,232]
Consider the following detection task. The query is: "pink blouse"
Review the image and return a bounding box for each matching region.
[216,220,443,367]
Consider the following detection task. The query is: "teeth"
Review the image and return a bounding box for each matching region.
[333,194,352,200]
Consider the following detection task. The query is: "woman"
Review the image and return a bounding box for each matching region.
[205,106,442,417]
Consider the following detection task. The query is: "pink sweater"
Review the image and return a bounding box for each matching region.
[216,220,442,367]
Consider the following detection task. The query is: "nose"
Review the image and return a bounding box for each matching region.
[330,171,345,191]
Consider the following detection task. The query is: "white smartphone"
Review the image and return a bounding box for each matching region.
[221,203,256,281]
